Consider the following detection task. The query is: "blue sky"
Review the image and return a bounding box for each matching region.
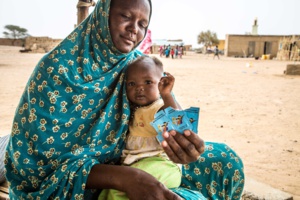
[0,0,299,47]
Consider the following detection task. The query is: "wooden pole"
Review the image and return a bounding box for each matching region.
[77,0,95,26]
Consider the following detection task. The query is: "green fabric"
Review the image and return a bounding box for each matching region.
[98,142,245,200]
[98,156,182,200]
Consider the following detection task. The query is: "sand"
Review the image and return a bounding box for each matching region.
[0,45,299,199]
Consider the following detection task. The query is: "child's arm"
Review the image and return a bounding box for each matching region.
[158,72,181,110]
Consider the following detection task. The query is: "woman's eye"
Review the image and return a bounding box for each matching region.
[139,21,148,28]
[139,23,146,28]
[122,14,130,19]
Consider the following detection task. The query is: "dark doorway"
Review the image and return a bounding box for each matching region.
[248,41,256,57]
[264,42,272,54]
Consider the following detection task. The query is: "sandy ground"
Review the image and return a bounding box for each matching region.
[0,46,299,199]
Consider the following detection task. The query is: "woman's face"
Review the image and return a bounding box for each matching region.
[109,0,151,53]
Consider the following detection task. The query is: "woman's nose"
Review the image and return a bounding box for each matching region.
[129,22,138,35]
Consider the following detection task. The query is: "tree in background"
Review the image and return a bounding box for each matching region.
[197,30,219,49]
[3,25,29,39]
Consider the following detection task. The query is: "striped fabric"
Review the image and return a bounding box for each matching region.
[0,135,9,184]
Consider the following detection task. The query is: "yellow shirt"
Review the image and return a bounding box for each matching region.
[122,99,165,165]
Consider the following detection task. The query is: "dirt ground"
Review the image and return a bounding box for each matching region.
[0,46,299,199]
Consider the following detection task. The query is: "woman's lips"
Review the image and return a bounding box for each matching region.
[121,36,135,45]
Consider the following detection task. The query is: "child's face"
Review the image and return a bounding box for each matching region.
[126,59,162,106]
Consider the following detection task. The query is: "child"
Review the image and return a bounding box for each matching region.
[99,56,181,200]
[178,46,183,59]
[171,48,175,59]
[175,45,179,58]
[213,45,220,59]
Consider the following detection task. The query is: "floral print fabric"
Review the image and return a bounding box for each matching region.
[5,0,143,199]
[4,0,244,199]
[179,142,244,199]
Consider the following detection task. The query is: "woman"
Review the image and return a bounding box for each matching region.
[4,0,244,199]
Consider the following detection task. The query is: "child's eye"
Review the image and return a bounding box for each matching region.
[145,80,152,84]
[127,82,135,86]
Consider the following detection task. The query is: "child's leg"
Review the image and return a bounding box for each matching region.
[98,189,128,200]
[98,157,181,200]
[131,157,181,188]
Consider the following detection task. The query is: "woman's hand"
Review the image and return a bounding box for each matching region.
[124,167,182,200]
[161,130,205,164]
[87,164,182,200]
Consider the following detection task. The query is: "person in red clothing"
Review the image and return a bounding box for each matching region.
[170,48,175,59]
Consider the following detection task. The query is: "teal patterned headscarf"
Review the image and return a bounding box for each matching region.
[5,0,152,199]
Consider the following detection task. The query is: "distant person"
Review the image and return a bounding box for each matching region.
[170,48,175,59]
[159,45,164,57]
[214,45,220,59]
[163,44,166,57]
[178,46,183,58]
[175,45,179,58]
[165,45,170,58]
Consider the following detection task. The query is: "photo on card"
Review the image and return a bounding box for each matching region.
[164,107,192,134]
[151,111,173,142]
[184,107,200,133]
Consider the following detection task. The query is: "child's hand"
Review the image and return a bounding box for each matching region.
[158,72,180,110]
[158,72,174,97]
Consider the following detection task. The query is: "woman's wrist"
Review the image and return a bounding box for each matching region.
[86,164,139,192]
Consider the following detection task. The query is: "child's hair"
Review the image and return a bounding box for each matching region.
[126,56,163,76]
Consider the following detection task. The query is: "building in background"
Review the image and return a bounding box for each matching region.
[252,18,258,35]
[277,36,300,61]
[224,18,300,60]
[224,34,300,60]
